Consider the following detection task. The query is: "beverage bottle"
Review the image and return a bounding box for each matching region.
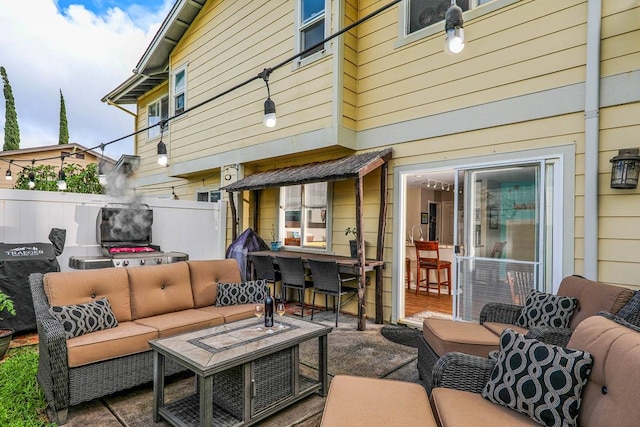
[264,288,274,327]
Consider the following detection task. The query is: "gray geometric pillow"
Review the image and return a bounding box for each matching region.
[482,329,593,427]
[215,280,268,306]
[49,297,118,340]
[516,289,578,329]
[616,290,640,327]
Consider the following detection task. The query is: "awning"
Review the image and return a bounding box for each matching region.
[222,148,393,192]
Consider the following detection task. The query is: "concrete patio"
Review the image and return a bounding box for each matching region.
[55,310,421,427]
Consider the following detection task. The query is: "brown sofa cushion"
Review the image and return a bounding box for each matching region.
[567,315,640,427]
[127,262,194,319]
[197,304,255,323]
[66,321,158,367]
[188,259,242,307]
[482,322,528,337]
[557,275,633,329]
[422,318,501,358]
[44,268,133,322]
[133,309,224,338]
[431,388,538,426]
[321,375,437,427]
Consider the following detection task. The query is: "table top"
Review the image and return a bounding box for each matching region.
[149,316,332,376]
[251,250,384,274]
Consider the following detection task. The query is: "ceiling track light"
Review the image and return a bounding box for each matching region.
[445,0,465,54]
[157,120,168,166]
[260,68,276,128]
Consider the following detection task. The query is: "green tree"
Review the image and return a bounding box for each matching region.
[1,66,20,151]
[58,89,69,145]
[14,163,103,194]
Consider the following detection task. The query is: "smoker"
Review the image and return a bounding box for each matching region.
[68,203,188,269]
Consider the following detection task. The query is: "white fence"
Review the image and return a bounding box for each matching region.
[0,189,227,272]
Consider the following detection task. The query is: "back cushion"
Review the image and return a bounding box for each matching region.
[127,262,194,319]
[43,268,132,322]
[188,259,242,308]
[557,276,633,329]
[567,316,640,427]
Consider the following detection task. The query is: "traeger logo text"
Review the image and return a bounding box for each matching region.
[5,246,45,257]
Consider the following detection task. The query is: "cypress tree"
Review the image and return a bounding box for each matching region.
[1,66,20,151]
[59,89,69,145]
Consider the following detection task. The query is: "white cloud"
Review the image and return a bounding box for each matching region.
[0,0,171,160]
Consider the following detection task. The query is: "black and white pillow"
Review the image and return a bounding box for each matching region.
[516,289,578,329]
[49,297,118,340]
[215,280,268,306]
[616,290,640,327]
[482,329,592,427]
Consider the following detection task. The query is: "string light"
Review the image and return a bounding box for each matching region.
[5,160,12,181]
[57,156,67,191]
[98,143,107,186]
[28,160,36,189]
[157,120,168,166]
[445,1,465,54]
[260,68,276,128]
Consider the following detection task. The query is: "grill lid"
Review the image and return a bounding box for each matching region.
[97,203,154,251]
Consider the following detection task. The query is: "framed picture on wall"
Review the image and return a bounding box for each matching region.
[489,209,499,229]
[421,212,429,224]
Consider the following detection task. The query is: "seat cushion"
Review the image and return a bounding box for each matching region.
[321,375,437,427]
[431,387,538,427]
[66,321,158,367]
[197,304,256,323]
[422,318,500,358]
[483,321,529,337]
[134,309,224,338]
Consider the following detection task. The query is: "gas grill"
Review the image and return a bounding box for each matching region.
[68,203,188,270]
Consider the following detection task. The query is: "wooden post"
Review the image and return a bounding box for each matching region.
[355,175,366,331]
[252,190,259,233]
[375,162,388,324]
[228,190,238,241]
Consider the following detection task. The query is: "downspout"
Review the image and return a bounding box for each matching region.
[583,0,601,280]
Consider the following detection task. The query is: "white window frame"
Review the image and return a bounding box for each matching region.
[295,0,330,66]
[147,95,168,139]
[172,64,187,116]
[396,0,520,48]
[196,189,221,203]
[278,182,330,251]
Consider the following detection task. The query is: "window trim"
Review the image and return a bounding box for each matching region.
[396,0,521,48]
[294,0,330,67]
[147,95,169,140]
[172,64,187,117]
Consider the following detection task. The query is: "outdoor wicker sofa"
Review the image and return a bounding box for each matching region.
[29,259,257,425]
[322,313,640,426]
[417,275,634,391]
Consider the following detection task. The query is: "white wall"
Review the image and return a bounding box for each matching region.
[0,190,226,272]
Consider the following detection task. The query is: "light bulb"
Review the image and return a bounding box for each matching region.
[157,154,168,166]
[264,98,276,128]
[445,28,465,54]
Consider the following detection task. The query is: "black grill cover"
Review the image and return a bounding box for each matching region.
[0,228,65,333]
[225,228,268,281]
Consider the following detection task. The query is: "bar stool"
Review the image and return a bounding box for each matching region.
[415,240,451,296]
[307,259,357,327]
[248,253,282,296]
[276,256,314,317]
[405,257,411,289]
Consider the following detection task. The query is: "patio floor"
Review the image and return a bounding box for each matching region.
[48,309,421,426]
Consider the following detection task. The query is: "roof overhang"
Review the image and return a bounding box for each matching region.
[102,0,206,105]
[222,148,393,192]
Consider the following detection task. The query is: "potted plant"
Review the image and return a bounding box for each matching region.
[345,227,359,259]
[270,224,282,251]
[0,290,16,359]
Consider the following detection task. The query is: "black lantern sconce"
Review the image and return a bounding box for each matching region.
[610,148,640,189]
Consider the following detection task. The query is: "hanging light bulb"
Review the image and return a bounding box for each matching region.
[157,120,168,166]
[444,1,465,54]
[261,68,277,128]
[172,186,179,200]
[98,144,107,186]
[28,172,35,189]
[57,156,67,191]
[5,161,12,181]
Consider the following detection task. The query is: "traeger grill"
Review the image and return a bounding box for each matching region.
[68,203,188,269]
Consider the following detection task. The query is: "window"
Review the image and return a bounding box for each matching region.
[196,190,221,203]
[298,0,325,58]
[280,183,327,249]
[407,0,469,34]
[173,66,186,115]
[148,96,168,139]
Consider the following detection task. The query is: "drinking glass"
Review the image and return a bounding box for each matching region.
[276,302,286,330]
[254,305,264,331]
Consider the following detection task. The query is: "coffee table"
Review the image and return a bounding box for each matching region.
[150,316,333,426]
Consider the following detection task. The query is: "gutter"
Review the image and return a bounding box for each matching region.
[105,99,137,118]
[583,0,601,280]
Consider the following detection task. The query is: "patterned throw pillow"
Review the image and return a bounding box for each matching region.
[516,290,578,329]
[616,290,640,327]
[482,329,593,427]
[215,280,268,306]
[49,297,118,340]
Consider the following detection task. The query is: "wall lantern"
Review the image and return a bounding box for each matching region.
[610,148,640,189]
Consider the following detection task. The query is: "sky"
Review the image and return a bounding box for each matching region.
[0,0,173,161]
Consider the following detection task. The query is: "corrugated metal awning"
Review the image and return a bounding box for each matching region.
[222,148,392,192]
